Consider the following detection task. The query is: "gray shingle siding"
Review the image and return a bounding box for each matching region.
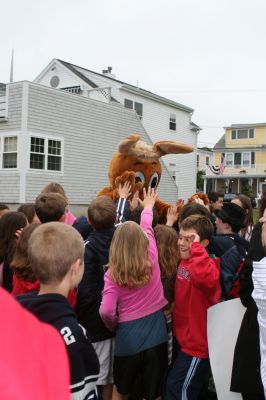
[24,83,179,205]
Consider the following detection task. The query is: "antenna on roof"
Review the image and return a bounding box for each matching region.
[10,49,14,83]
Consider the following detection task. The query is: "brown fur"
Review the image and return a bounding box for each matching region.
[98,135,194,219]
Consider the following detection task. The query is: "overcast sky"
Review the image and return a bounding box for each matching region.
[1,0,266,147]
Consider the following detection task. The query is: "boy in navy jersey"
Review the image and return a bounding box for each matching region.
[17,222,99,400]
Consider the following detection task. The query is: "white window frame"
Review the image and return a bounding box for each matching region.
[124,99,143,119]
[242,152,251,167]
[225,152,233,167]
[29,134,64,173]
[1,135,18,169]
[231,128,255,140]
[169,113,176,131]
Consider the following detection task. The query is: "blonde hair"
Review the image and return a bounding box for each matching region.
[109,221,151,287]
[154,224,179,278]
[28,222,84,284]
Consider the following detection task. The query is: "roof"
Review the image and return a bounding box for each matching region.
[190,121,201,131]
[213,134,226,149]
[224,123,266,129]
[56,59,194,113]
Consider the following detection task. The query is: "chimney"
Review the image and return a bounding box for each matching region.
[102,66,116,78]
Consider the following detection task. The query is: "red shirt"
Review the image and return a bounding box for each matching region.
[173,242,220,358]
[0,288,70,399]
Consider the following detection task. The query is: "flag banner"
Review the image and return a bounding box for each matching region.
[208,155,225,175]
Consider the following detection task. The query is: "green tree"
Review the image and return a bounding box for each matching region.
[197,170,205,192]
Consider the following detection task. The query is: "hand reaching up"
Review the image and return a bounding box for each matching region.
[166,206,179,227]
[139,187,157,210]
[118,181,131,199]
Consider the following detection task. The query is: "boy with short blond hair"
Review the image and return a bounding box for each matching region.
[17,222,99,400]
[165,215,220,400]
[35,192,67,223]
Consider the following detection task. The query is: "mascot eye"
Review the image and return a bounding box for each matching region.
[135,171,145,186]
[149,173,159,188]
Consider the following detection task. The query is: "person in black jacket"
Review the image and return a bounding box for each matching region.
[208,202,249,299]
[77,189,130,400]
[16,222,100,400]
[230,206,266,399]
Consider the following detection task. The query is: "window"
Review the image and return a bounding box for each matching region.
[231,128,255,140]
[251,151,255,167]
[124,99,143,119]
[169,114,176,131]
[197,155,199,168]
[124,99,133,109]
[30,137,45,169]
[48,140,61,171]
[234,153,241,167]
[3,136,17,168]
[242,152,251,167]
[134,102,143,119]
[206,156,209,166]
[30,137,62,171]
[225,153,233,167]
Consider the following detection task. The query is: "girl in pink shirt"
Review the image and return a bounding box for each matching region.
[100,188,168,400]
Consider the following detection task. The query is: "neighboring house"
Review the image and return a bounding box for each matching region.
[197,148,213,173]
[204,123,266,195]
[0,80,182,210]
[34,59,199,198]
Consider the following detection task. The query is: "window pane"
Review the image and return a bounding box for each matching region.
[124,99,133,109]
[31,137,45,153]
[225,153,233,166]
[237,129,248,139]
[48,155,61,171]
[134,102,143,117]
[242,153,250,166]
[3,153,17,168]
[169,114,176,130]
[234,153,241,166]
[249,129,254,138]
[4,136,17,152]
[30,154,45,169]
[231,130,236,139]
[251,152,255,165]
[48,140,61,156]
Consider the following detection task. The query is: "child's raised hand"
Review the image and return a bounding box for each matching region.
[118,181,131,199]
[166,206,179,227]
[139,187,157,210]
[129,190,139,211]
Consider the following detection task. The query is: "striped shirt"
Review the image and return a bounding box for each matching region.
[252,256,266,398]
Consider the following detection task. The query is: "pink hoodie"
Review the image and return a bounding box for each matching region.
[100,208,167,330]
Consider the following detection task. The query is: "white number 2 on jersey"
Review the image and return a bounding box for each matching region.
[61,326,76,345]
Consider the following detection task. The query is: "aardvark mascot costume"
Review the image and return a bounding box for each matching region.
[98,135,194,220]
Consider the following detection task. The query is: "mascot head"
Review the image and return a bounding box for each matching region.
[108,135,194,192]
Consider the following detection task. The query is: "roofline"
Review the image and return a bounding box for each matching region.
[224,123,266,129]
[55,59,194,113]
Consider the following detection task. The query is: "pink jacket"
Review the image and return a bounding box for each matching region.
[100,208,167,330]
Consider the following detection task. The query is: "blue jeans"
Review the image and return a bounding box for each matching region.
[165,349,210,400]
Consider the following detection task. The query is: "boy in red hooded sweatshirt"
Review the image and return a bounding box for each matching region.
[165,215,221,400]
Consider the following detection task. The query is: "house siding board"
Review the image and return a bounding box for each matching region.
[0,84,22,132]
[25,83,178,205]
[0,173,20,202]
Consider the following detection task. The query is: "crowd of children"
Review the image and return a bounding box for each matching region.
[0,184,266,400]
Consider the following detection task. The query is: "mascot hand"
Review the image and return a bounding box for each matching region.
[115,171,142,198]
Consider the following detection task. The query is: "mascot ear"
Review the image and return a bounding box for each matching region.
[118,135,140,155]
[152,141,194,158]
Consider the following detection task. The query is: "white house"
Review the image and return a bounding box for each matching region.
[35,59,199,199]
[0,80,184,211]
